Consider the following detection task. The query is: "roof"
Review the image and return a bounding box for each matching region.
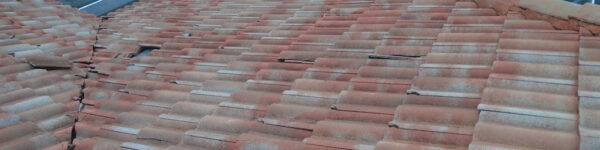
[0,0,600,149]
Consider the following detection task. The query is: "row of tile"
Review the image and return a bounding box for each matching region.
[579,36,600,150]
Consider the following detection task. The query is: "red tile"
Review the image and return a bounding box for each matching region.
[470,122,578,150]
[377,127,472,149]
[450,8,497,16]
[334,90,406,119]
[391,104,478,134]
[446,16,506,24]
[305,120,387,149]
[262,103,328,130]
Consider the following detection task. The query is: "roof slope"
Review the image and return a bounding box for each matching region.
[0,0,599,150]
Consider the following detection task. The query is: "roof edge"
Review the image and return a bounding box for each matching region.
[474,0,600,36]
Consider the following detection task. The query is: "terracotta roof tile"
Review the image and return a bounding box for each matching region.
[378,126,473,149]
[471,122,578,150]
[335,90,405,117]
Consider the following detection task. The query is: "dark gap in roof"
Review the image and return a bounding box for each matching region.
[368,55,413,60]
[58,0,139,16]
[564,0,599,5]
[57,0,98,8]
[133,47,159,58]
